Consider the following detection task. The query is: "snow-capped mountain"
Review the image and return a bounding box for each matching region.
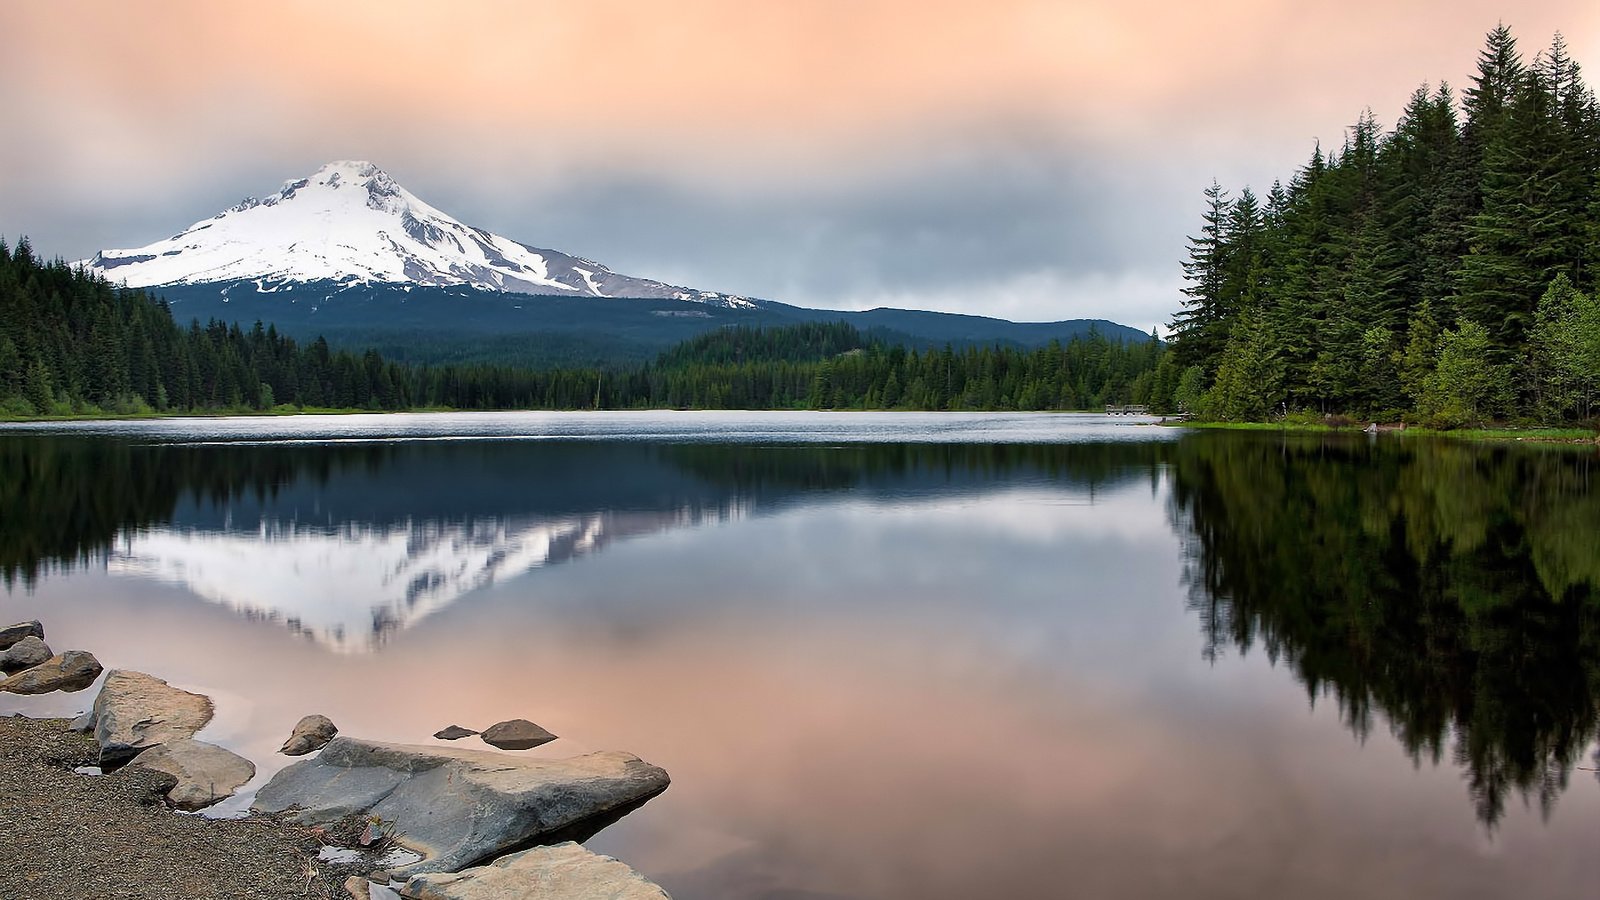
[82,160,756,308]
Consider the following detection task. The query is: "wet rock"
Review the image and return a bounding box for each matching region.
[0,636,53,672]
[253,737,670,876]
[399,842,671,900]
[480,719,556,751]
[432,725,478,741]
[89,670,215,767]
[281,714,339,756]
[0,620,44,651]
[125,738,255,810]
[0,650,103,695]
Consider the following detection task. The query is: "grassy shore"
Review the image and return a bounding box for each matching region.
[1177,419,1599,444]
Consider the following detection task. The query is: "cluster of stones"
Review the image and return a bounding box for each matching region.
[0,620,103,694]
[430,718,557,751]
[1,620,676,898]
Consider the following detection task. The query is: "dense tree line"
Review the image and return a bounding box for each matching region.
[0,240,1165,415]
[1169,25,1600,426]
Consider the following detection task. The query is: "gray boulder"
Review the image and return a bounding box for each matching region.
[0,620,44,651]
[433,725,478,741]
[253,737,669,876]
[89,670,215,767]
[399,842,670,899]
[0,635,53,672]
[125,738,256,810]
[480,718,557,751]
[0,650,103,695]
[280,714,339,756]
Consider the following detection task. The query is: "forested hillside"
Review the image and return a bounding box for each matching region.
[0,240,1163,415]
[1169,26,1600,426]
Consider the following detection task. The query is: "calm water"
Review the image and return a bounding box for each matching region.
[1,412,1597,899]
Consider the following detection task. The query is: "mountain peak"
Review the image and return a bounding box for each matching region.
[81,162,756,307]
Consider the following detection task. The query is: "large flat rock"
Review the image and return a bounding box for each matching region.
[90,670,215,767]
[400,842,671,899]
[253,737,670,876]
[126,738,256,810]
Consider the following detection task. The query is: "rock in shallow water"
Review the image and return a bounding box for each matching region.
[89,670,215,767]
[399,842,671,900]
[252,737,670,876]
[125,738,256,810]
[432,725,478,741]
[0,635,53,672]
[0,650,103,695]
[480,719,557,751]
[0,620,44,651]
[281,714,339,755]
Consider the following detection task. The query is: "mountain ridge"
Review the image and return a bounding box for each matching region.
[78,160,1152,365]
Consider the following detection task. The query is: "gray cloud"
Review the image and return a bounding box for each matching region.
[445,134,1192,327]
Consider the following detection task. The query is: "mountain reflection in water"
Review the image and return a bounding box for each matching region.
[1,418,1597,897]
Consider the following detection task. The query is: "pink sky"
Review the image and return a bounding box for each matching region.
[2,0,1595,327]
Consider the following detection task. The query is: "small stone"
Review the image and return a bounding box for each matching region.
[432,725,478,741]
[0,620,44,651]
[370,871,393,885]
[480,719,556,751]
[0,650,103,695]
[280,714,339,756]
[344,875,372,899]
[0,635,53,672]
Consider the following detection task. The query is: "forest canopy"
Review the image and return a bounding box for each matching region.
[0,239,1164,416]
[1168,25,1600,427]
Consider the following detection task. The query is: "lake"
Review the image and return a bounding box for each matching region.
[2,411,1597,898]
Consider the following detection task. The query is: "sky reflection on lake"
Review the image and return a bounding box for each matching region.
[1,414,1596,898]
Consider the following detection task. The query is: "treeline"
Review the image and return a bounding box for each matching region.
[0,240,1165,415]
[1169,25,1600,426]
[590,323,1166,410]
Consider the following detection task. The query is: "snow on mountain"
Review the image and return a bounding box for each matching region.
[82,160,756,308]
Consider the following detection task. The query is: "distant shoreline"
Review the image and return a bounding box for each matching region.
[1172,419,1599,446]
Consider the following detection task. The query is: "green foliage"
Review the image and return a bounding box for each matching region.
[1174,25,1600,426]
[1418,320,1510,427]
[1203,310,1285,421]
[1527,274,1600,421]
[1174,365,1207,416]
[0,243,1170,416]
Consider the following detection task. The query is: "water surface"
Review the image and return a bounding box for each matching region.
[2,412,1596,898]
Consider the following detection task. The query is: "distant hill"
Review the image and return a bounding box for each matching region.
[149,279,1149,367]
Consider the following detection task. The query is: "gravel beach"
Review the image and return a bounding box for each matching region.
[0,716,363,900]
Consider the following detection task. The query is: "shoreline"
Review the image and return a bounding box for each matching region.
[0,716,369,899]
[1170,419,1600,446]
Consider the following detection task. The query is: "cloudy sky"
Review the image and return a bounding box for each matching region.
[1,1,1595,330]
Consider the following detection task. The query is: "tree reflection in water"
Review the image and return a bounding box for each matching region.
[1169,431,1600,826]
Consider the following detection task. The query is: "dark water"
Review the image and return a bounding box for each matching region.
[1,412,1596,899]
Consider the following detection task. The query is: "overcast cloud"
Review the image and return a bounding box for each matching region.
[1,0,1595,330]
